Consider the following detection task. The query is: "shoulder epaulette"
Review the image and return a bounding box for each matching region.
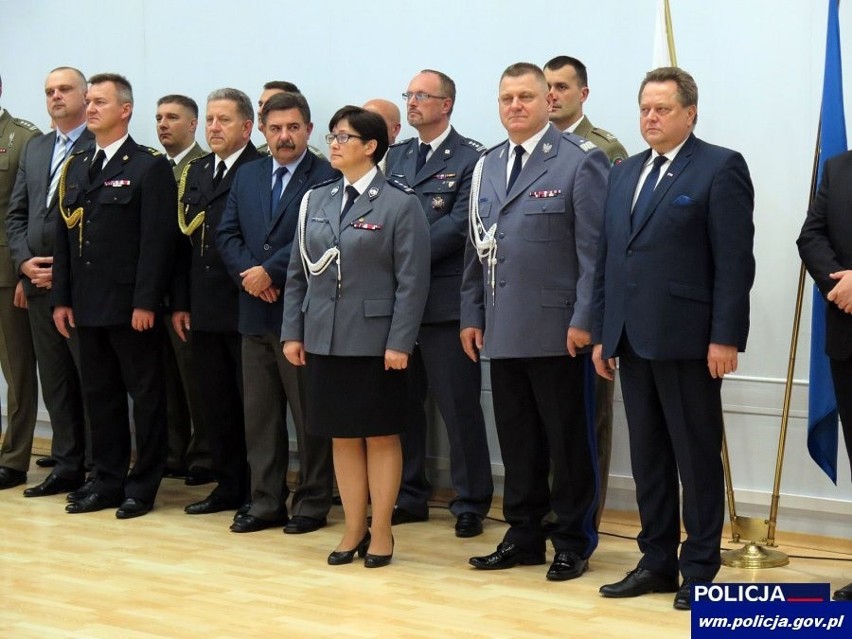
[389,137,415,149]
[562,132,599,153]
[13,118,39,132]
[590,127,618,143]
[460,136,487,153]
[139,145,162,156]
[387,178,415,195]
[309,176,340,192]
[485,140,505,155]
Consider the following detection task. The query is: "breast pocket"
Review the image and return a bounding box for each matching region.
[181,189,203,207]
[99,187,133,205]
[522,196,569,242]
[422,181,460,218]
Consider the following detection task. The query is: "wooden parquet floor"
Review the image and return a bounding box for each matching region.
[0,459,849,638]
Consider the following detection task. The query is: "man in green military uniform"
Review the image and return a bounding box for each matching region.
[543,55,628,528]
[0,74,41,489]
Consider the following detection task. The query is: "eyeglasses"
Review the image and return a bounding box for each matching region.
[401,92,447,103]
[324,132,364,144]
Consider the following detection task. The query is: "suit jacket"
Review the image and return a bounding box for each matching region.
[593,133,755,360]
[171,142,206,181]
[52,136,179,326]
[216,150,338,336]
[6,128,94,296]
[0,110,41,286]
[385,127,484,323]
[172,143,261,332]
[798,150,852,359]
[281,171,430,356]
[572,116,628,165]
[459,123,609,359]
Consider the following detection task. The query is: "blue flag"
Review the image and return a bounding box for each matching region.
[808,0,847,483]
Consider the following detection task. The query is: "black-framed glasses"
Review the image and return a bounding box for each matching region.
[325,132,364,144]
[401,92,447,103]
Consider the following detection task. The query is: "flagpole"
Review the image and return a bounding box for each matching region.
[663,0,678,66]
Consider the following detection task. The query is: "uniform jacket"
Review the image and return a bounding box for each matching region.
[0,109,41,286]
[593,133,755,360]
[52,136,179,326]
[385,127,484,323]
[6,128,94,296]
[172,143,260,332]
[573,116,628,165]
[216,150,338,336]
[171,141,206,181]
[459,123,609,359]
[798,150,852,359]
[281,171,430,356]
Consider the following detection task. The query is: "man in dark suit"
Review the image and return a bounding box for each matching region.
[155,93,211,486]
[6,66,90,497]
[53,73,179,519]
[386,69,493,537]
[460,63,608,581]
[594,67,755,610]
[172,88,260,516]
[217,91,336,534]
[797,150,852,602]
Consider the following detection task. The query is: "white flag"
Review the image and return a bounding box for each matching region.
[652,0,678,67]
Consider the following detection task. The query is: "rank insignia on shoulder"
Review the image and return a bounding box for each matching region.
[579,140,597,152]
[368,186,380,198]
[463,138,487,152]
[141,145,162,156]
[530,189,561,198]
[388,179,414,194]
[13,118,39,132]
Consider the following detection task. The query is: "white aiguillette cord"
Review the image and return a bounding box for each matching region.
[467,154,498,304]
[298,190,342,290]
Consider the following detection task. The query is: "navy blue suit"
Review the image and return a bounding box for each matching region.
[385,128,493,519]
[217,150,338,521]
[593,133,755,581]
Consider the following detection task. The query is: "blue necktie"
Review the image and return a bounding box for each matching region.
[270,166,287,218]
[631,155,667,231]
[341,185,359,221]
[507,145,524,192]
[416,142,430,173]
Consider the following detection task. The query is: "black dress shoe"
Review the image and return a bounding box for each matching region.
[599,567,679,598]
[230,514,285,533]
[674,577,708,610]
[233,502,251,521]
[116,497,153,519]
[65,492,122,514]
[390,506,428,525]
[67,476,96,502]
[185,466,214,486]
[833,582,852,601]
[23,473,84,497]
[364,536,394,568]
[162,466,188,479]
[284,516,327,534]
[546,551,589,581]
[0,466,26,489]
[455,512,484,538]
[328,532,371,565]
[35,456,57,468]
[469,542,546,570]
[185,495,241,515]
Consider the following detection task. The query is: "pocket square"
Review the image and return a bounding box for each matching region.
[672,194,697,207]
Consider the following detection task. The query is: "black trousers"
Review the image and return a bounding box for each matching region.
[490,355,598,556]
[830,356,852,478]
[78,324,167,502]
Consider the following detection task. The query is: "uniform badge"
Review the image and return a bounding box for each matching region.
[530,189,561,198]
[122,155,129,161]
[368,187,379,198]
[446,181,455,189]
[0,148,5,154]
[8,132,15,146]
[542,143,552,154]
[431,195,445,211]
[579,140,596,152]
[434,173,456,180]
[105,179,131,187]
[330,185,340,196]
[444,149,451,155]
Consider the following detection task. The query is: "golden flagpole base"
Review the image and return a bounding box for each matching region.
[721,542,789,569]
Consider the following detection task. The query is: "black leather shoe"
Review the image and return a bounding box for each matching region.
[469,542,546,570]
[546,551,589,581]
[233,502,251,521]
[65,492,122,514]
[455,512,484,538]
[284,516,327,534]
[185,495,241,515]
[0,466,26,489]
[600,567,679,598]
[67,476,96,502]
[364,536,394,568]
[185,466,214,486]
[162,466,188,479]
[35,456,57,468]
[230,514,285,533]
[674,577,707,610]
[116,497,153,519]
[328,532,371,565]
[390,506,428,525]
[23,473,84,497]
[833,582,852,601]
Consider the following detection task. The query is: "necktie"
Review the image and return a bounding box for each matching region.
[88,149,106,183]
[270,166,287,213]
[416,142,430,172]
[506,145,524,192]
[212,160,226,189]
[341,185,359,220]
[168,159,177,168]
[631,155,668,231]
[46,133,71,207]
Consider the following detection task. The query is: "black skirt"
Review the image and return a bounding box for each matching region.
[304,353,408,438]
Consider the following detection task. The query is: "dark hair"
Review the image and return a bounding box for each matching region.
[263,80,301,94]
[260,91,311,126]
[639,66,698,124]
[329,105,388,166]
[156,94,199,118]
[501,62,545,82]
[88,72,133,105]
[543,56,588,87]
[207,88,254,122]
[419,68,456,115]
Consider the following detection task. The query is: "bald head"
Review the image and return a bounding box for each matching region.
[363,98,401,145]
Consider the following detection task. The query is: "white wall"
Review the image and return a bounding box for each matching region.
[1,0,850,539]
